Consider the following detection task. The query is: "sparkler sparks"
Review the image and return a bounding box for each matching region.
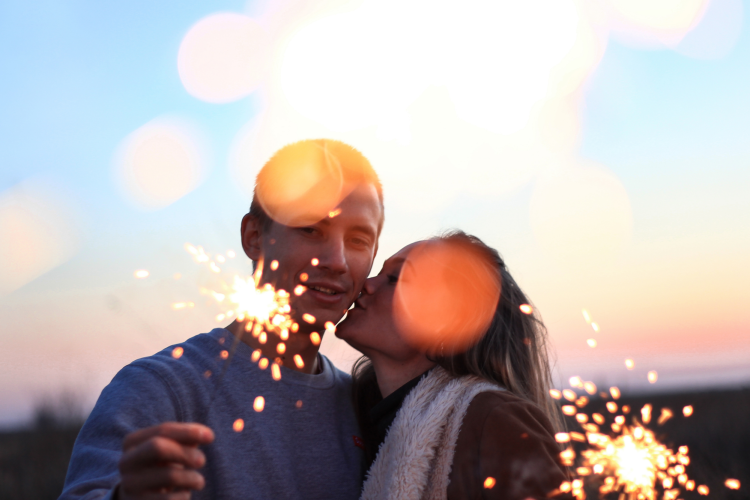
[555,375,722,500]
[253,396,265,412]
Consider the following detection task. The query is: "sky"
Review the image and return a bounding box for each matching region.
[0,0,749,427]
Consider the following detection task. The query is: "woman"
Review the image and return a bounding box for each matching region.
[336,231,568,500]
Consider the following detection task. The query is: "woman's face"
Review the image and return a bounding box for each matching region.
[335,242,424,362]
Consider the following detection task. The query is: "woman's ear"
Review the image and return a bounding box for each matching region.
[241,213,263,262]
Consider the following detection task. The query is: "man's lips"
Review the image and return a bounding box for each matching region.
[303,281,348,303]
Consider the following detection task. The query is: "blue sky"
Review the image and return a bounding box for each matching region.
[1,0,749,425]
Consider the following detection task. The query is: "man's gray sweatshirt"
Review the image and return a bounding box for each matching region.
[59,328,364,500]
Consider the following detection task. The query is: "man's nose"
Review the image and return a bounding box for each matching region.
[317,237,347,274]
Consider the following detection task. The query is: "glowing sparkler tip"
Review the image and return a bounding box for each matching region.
[310,332,321,345]
[647,370,658,383]
[253,396,265,412]
[134,269,149,279]
[324,321,335,332]
[294,354,304,369]
[483,477,496,489]
[171,347,184,359]
[311,258,319,266]
[302,313,316,324]
[725,479,740,490]
[233,418,244,432]
[683,405,693,417]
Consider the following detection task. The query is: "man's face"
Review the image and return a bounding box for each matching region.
[242,183,382,330]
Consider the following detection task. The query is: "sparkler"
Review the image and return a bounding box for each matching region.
[549,373,729,500]
[175,243,308,422]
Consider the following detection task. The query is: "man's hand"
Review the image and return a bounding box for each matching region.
[117,422,215,500]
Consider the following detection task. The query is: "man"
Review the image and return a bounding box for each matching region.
[60,139,384,500]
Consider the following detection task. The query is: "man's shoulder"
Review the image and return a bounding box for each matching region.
[122,329,226,385]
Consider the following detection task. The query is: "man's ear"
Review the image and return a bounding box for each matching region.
[241,213,263,262]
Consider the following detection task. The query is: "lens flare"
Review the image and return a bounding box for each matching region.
[114,118,206,210]
[393,238,501,353]
[254,140,359,227]
[178,13,268,103]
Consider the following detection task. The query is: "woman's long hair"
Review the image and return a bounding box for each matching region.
[352,230,562,465]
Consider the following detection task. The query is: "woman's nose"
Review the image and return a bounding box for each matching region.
[362,276,379,295]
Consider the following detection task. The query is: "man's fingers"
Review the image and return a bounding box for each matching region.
[123,422,214,450]
[120,467,205,496]
[120,437,206,472]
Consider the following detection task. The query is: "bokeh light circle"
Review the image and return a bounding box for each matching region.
[178,13,268,103]
[114,118,206,210]
[255,140,348,227]
[394,238,501,353]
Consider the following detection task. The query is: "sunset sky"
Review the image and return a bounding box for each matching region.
[1,0,749,426]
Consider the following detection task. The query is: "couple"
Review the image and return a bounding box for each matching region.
[60,139,567,500]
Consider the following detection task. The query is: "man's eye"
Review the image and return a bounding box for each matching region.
[350,237,371,247]
[387,274,398,284]
[299,227,318,235]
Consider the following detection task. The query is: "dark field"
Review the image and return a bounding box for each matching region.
[1,387,748,500]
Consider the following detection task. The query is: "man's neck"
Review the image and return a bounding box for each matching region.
[369,353,435,399]
[226,320,322,374]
